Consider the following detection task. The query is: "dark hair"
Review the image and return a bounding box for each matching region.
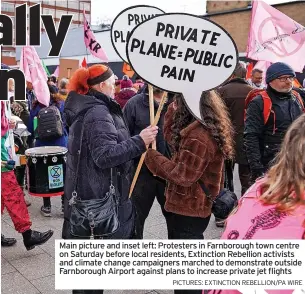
[170,91,234,159]
[48,76,57,83]
[153,86,163,95]
[233,62,246,79]
[252,68,263,75]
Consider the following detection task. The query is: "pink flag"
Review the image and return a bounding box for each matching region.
[254,60,272,85]
[83,11,108,62]
[53,66,59,78]
[20,46,50,106]
[247,1,305,72]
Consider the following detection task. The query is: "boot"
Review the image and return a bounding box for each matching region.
[22,229,54,251]
[1,234,17,247]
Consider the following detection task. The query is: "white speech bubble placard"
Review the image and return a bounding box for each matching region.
[126,13,238,121]
[111,5,165,64]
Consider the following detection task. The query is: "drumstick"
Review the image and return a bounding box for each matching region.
[129,91,167,198]
[148,85,156,150]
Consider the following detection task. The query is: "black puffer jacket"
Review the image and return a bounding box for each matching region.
[123,85,172,175]
[244,86,303,173]
[62,89,146,239]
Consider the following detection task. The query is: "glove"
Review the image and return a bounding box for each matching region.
[250,168,265,185]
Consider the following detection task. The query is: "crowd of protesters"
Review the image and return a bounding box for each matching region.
[1,61,305,294]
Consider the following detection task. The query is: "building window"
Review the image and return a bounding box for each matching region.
[1,2,15,12]
[55,0,68,9]
[68,1,79,10]
[79,1,91,12]
[56,10,66,19]
[43,0,56,6]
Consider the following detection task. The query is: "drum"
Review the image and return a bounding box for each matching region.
[25,146,68,197]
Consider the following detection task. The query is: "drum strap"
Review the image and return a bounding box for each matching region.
[71,112,115,201]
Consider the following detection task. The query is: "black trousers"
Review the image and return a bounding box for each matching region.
[15,166,26,188]
[168,213,211,294]
[131,172,171,239]
[225,160,251,195]
[43,195,64,207]
[238,164,251,195]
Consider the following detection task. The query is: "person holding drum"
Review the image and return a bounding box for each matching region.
[27,84,68,217]
[1,102,54,250]
[62,64,157,286]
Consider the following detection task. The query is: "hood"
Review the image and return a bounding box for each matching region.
[115,89,136,101]
[64,89,121,127]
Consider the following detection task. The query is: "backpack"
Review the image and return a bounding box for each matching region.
[221,178,305,240]
[244,89,305,133]
[36,105,63,141]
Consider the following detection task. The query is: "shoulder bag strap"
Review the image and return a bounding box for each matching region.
[70,109,114,203]
[198,180,215,204]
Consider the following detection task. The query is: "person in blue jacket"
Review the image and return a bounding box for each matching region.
[27,86,68,217]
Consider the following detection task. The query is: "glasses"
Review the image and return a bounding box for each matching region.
[277,76,295,82]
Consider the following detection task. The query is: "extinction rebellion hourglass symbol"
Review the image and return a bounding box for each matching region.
[50,166,61,179]
[254,17,305,58]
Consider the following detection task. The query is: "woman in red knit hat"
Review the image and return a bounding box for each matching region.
[115,75,137,108]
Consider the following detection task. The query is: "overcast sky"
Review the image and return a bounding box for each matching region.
[91,0,290,24]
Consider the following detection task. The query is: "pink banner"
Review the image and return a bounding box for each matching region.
[83,12,108,62]
[53,66,59,78]
[247,0,305,72]
[20,46,50,106]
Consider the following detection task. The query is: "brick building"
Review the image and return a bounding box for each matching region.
[205,0,305,54]
[1,0,91,65]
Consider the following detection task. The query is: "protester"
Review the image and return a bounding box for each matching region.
[293,85,305,104]
[27,84,68,217]
[218,62,253,195]
[123,85,173,239]
[9,96,31,206]
[133,76,145,92]
[244,62,304,184]
[62,64,158,294]
[1,102,53,249]
[208,114,305,294]
[115,79,121,96]
[115,75,137,108]
[48,75,58,92]
[57,78,69,101]
[26,81,36,112]
[145,91,233,293]
[247,68,264,89]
